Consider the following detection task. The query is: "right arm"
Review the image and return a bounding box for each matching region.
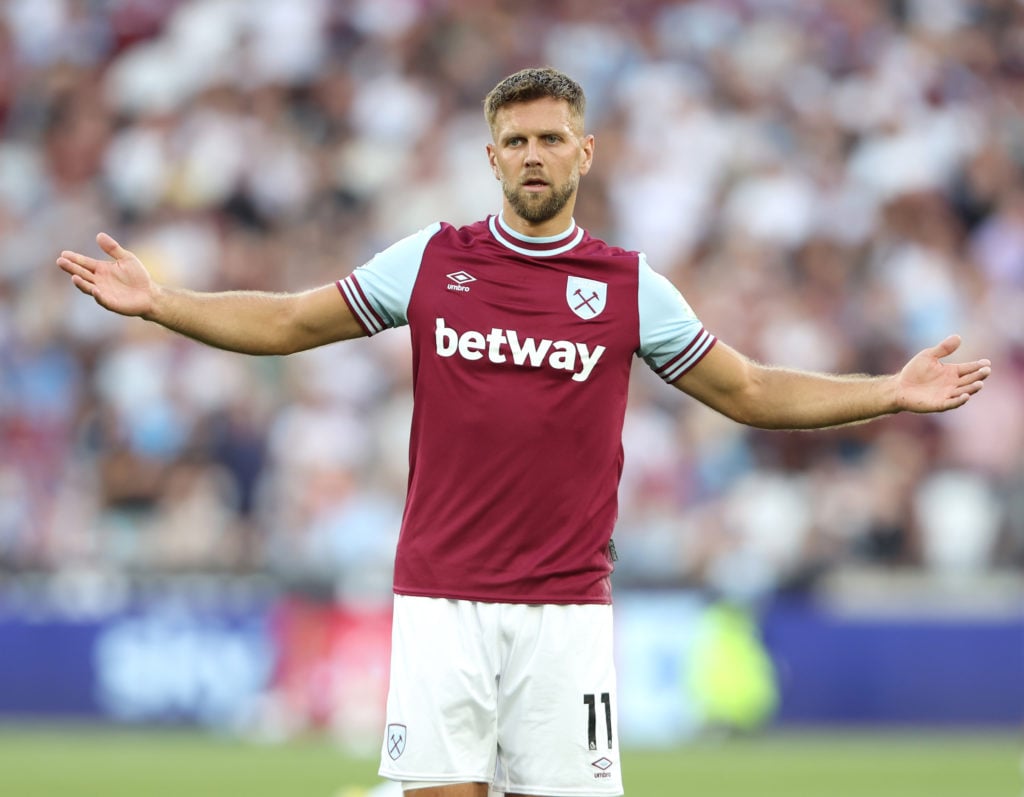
[57,232,365,354]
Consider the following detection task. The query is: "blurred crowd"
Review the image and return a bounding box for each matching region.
[1,0,1023,604]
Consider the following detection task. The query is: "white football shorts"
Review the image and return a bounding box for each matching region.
[379,595,623,796]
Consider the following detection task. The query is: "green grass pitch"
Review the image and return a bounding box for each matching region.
[0,725,1019,796]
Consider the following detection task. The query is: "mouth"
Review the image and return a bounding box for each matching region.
[521,177,550,193]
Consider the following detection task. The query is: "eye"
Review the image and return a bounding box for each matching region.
[545,134,561,144]
[506,136,524,147]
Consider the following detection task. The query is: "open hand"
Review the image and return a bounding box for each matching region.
[897,335,991,413]
[56,233,156,318]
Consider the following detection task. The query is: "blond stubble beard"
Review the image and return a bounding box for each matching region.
[502,172,579,225]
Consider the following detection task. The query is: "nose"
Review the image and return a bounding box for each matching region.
[524,139,542,166]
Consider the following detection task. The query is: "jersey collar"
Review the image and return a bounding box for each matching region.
[488,213,585,257]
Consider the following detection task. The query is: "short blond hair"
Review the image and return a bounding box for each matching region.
[483,67,586,132]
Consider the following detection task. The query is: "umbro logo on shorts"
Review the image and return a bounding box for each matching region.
[592,757,614,778]
[446,270,476,293]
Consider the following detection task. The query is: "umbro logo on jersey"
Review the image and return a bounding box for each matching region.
[446,270,476,293]
[435,318,605,382]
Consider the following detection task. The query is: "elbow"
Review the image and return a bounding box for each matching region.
[256,321,302,356]
[711,373,771,428]
[675,346,781,428]
[711,377,782,429]
[717,398,771,429]
[269,340,302,357]
[269,297,314,355]
[272,333,312,357]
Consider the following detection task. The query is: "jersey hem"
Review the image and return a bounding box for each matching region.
[392,585,613,606]
[658,331,717,382]
[679,334,716,376]
[337,275,385,336]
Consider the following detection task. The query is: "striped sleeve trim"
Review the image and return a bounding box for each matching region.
[655,328,716,382]
[337,274,387,336]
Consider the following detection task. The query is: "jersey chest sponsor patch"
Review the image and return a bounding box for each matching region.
[434,317,606,382]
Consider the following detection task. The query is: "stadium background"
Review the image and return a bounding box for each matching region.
[0,0,1022,794]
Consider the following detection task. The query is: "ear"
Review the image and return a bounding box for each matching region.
[485,142,501,181]
[578,134,595,177]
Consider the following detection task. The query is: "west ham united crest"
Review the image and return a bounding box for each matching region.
[386,723,407,760]
[566,276,607,320]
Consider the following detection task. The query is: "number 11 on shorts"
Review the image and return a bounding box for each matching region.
[583,692,613,751]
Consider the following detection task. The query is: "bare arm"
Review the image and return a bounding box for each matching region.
[674,337,991,430]
[57,233,365,354]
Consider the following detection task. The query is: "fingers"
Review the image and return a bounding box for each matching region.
[56,233,129,275]
[944,375,987,413]
[927,334,962,359]
[951,360,990,395]
[70,274,96,297]
[941,384,980,411]
[950,365,991,400]
[96,232,130,260]
[928,337,993,395]
[57,256,97,282]
[57,250,103,273]
[956,359,992,378]
[957,378,985,396]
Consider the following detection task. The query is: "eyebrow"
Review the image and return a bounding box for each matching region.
[501,128,568,143]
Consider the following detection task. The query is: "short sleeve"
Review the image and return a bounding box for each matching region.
[637,254,716,382]
[336,222,442,336]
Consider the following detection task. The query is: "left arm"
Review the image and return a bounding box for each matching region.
[674,335,991,430]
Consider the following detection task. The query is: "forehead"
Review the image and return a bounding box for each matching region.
[490,97,581,137]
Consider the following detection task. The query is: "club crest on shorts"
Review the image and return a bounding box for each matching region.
[386,723,407,760]
[567,276,607,320]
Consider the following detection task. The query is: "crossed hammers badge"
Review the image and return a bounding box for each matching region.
[386,723,407,760]
[566,276,607,320]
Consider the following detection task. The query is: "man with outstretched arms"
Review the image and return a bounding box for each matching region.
[58,68,991,797]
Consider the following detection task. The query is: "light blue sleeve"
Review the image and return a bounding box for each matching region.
[337,222,442,335]
[637,254,717,383]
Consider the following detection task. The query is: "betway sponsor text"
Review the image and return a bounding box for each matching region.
[434,318,605,382]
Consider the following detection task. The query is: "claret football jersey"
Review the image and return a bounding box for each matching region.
[337,214,715,604]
